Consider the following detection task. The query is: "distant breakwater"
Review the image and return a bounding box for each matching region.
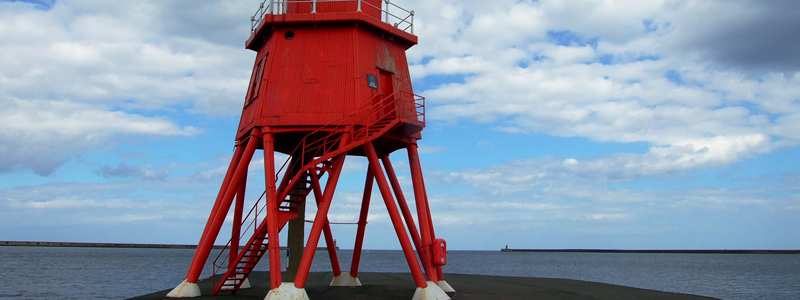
[1,241,336,251]
[1,241,208,249]
[500,248,800,254]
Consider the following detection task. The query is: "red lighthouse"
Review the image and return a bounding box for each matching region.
[168,1,451,299]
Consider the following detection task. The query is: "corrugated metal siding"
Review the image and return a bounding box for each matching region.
[286,0,380,18]
[361,0,383,19]
[241,9,416,131]
[316,1,357,14]
[286,2,312,14]
[353,27,415,125]
[259,24,357,127]
[238,42,274,139]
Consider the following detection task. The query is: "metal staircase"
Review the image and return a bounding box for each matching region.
[211,169,318,295]
[209,92,420,295]
[206,94,413,295]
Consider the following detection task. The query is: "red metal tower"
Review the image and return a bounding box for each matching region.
[168,1,451,299]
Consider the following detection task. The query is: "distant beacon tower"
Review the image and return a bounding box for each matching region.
[168,1,452,299]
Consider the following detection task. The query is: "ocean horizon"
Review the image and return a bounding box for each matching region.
[1,245,798,300]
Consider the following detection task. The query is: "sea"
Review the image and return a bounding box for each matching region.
[0,246,798,300]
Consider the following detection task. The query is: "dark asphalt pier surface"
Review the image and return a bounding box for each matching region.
[129,271,720,300]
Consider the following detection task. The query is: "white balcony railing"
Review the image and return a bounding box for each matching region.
[251,0,415,35]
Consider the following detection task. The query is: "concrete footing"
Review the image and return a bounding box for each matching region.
[225,276,251,289]
[263,282,309,300]
[166,279,201,298]
[329,273,362,287]
[411,281,450,300]
[437,280,455,293]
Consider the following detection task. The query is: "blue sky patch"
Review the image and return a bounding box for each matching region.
[414,73,467,92]
[2,0,54,10]
[643,19,658,32]
[599,54,615,65]
[735,101,781,123]
[665,69,683,85]
[547,30,599,48]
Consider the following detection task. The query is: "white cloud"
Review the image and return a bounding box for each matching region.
[0,0,256,175]
[404,0,800,176]
[417,145,446,154]
[9,197,150,210]
[0,98,199,175]
[588,213,630,221]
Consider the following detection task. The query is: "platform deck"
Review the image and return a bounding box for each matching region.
[129,272,720,300]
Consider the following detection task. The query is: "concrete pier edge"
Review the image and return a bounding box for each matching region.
[128,272,721,300]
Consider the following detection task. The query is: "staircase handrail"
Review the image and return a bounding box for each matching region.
[209,90,424,292]
[211,190,268,280]
[275,90,422,184]
[274,92,379,181]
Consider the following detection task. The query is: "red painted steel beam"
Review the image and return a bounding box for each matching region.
[349,168,374,278]
[415,147,446,281]
[230,167,248,271]
[184,141,245,282]
[262,128,284,289]
[407,143,438,283]
[207,140,245,237]
[381,156,425,261]
[364,142,428,288]
[426,193,446,280]
[309,169,342,276]
[187,130,261,283]
[294,154,346,288]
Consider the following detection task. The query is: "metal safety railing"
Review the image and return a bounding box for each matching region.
[273,90,424,184]
[210,90,423,291]
[211,190,268,287]
[211,90,423,277]
[251,0,415,35]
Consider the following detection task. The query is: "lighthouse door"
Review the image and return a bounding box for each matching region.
[378,70,395,118]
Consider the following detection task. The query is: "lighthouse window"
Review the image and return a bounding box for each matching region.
[247,54,267,103]
[284,31,295,40]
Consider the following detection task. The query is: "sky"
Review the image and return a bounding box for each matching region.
[1,0,799,251]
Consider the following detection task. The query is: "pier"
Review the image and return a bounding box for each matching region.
[129,271,720,300]
[0,241,337,251]
[499,247,800,254]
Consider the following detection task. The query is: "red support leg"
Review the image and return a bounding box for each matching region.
[426,192,447,283]
[262,128,283,290]
[407,144,438,283]
[411,143,453,292]
[349,168,374,278]
[230,169,248,271]
[181,142,245,285]
[309,169,342,276]
[364,142,428,289]
[294,154,346,288]
[382,155,435,281]
[425,194,445,281]
[184,130,261,284]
